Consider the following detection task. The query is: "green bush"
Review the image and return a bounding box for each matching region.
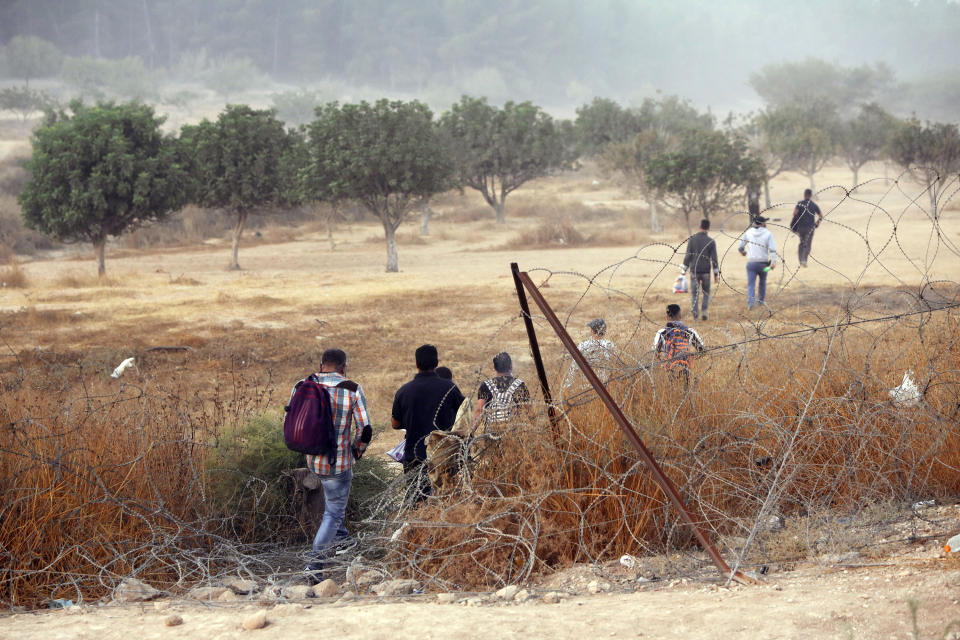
[349,444,401,526]
[204,411,301,542]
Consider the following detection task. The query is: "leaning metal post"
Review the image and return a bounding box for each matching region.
[513,264,755,585]
[510,262,559,429]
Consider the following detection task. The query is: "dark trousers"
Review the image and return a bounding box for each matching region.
[797,228,815,265]
[690,272,711,318]
[402,458,431,506]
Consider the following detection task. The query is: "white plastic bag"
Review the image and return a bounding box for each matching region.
[889,370,921,406]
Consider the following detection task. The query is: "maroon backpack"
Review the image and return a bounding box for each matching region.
[283,375,357,464]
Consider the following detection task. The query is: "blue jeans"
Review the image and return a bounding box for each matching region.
[312,468,352,558]
[746,261,768,309]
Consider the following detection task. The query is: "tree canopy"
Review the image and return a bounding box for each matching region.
[749,58,895,114]
[646,129,763,234]
[440,95,569,224]
[18,100,188,275]
[184,104,295,269]
[3,35,61,87]
[305,99,453,272]
[839,103,898,187]
[888,119,960,219]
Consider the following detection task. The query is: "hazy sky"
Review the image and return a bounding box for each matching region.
[1,0,958,117]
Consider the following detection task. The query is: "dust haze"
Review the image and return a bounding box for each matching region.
[1,0,958,120]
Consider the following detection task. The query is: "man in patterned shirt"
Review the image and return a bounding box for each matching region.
[304,348,372,582]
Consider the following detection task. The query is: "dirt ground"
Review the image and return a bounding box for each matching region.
[2,548,960,640]
[2,129,960,638]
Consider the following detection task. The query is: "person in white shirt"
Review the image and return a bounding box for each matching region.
[738,215,777,310]
[564,318,618,390]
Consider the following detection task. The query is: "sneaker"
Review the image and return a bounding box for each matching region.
[332,537,358,556]
[303,566,323,586]
[701,314,708,321]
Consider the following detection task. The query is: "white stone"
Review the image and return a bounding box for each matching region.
[514,589,533,602]
[281,585,314,600]
[313,579,339,598]
[217,590,241,602]
[113,578,161,603]
[188,586,229,601]
[222,577,258,594]
[242,609,267,630]
[495,585,519,601]
[373,579,419,596]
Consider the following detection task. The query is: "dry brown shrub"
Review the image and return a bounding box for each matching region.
[500,218,587,249]
[389,315,960,590]
[442,203,495,223]
[364,230,427,245]
[54,273,126,288]
[0,194,56,256]
[0,378,214,607]
[0,260,28,288]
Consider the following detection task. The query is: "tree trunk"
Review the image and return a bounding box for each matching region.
[808,171,815,192]
[683,209,692,237]
[763,179,772,209]
[420,201,433,235]
[93,9,102,58]
[231,209,247,270]
[495,200,506,224]
[93,237,106,277]
[852,167,859,189]
[383,221,399,272]
[929,178,939,219]
[649,198,662,233]
[141,0,156,69]
[326,216,336,250]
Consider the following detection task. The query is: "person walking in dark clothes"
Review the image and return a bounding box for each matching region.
[681,219,720,321]
[790,188,823,267]
[391,344,465,504]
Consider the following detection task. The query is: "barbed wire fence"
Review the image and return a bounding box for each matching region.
[1,169,959,608]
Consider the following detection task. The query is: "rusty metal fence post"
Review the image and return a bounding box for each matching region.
[511,263,754,585]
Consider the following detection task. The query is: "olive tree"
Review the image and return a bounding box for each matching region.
[18,101,188,276]
[305,99,453,272]
[839,103,898,187]
[889,119,960,219]
[184,104,297,269]
[440,96,569,224]
[4,36,62,87]
[646,129,764,235]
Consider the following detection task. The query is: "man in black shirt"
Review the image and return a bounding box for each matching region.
[790,189,823,268]
[681,219,720,321]
[392,344,465,503]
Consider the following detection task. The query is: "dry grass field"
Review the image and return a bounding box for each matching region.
[2,128,960,637]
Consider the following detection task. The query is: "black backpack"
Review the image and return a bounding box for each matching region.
[283,375,357,464]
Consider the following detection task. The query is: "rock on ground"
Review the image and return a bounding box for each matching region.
[221,576,258,594]
[164,614,183,627]
[373,579,419,596]
[281,585,314,600]
[188,586,229,601]
[495,585,519,601]
[313,579,339,598]
[112,578,161,603]
[242,609,267,630]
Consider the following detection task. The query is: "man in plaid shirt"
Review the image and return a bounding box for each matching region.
[304,348,372,582]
